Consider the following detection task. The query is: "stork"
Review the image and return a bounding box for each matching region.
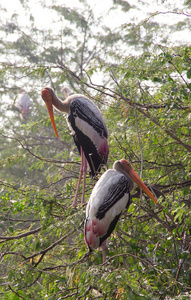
[41,87,109,206]
[84,159,157,263]
[16,89,31,120]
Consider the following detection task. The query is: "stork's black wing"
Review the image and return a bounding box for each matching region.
[97,175,131,247]
[96,175,131,220]
[68,99,108,177]
[70,99,108,138]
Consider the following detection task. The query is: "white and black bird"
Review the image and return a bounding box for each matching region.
[41,87,109,206]
[16,89,31,120]
[84,159,157,263]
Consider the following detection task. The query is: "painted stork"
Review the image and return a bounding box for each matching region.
[84,159,157,263]
[16,89,31,120]
[41,87,109,206]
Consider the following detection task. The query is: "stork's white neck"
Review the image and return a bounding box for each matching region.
[49,88,71,114]
[113,160,134,191]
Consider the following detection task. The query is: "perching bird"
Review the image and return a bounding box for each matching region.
[41,87,109,206]
[84,159,157,263]
[16,89,31,120]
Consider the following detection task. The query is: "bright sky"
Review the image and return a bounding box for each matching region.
[0,0,190,118]
[1,0,190,39]
[0,0,190,76]
[0,0,190,62]
[0,0,190,82]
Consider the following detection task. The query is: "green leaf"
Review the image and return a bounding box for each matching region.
[186,68,191,78]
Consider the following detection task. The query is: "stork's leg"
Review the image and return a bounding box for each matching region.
[72,147,86,206]
[81,152,87,204]
[101,240,108,263]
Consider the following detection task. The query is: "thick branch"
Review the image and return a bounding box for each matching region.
[0,227,41,243]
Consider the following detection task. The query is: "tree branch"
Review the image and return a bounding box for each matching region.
[25,228,77,267]
[0,227,41,243]
[8,285,25,300]
[122,96,191,152]
[135,108,143,178]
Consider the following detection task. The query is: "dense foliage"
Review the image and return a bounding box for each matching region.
[0,0,191,299]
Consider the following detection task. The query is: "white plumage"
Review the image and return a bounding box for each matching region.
[85,169,130,250]
[41,87,109,206]
[16,89,31,120]
[84,159,157,263]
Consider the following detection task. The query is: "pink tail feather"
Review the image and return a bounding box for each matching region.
[85,218,107,250]
[98,137,109,164]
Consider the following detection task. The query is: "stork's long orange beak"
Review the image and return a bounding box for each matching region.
[41,89,59,138]
[121,159,157,204]
[129,168,157,204]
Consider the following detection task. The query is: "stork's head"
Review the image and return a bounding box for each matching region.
[19,88,26,94]
[41,87,59,138]
[62,86,73,98]
[115,159,157,204]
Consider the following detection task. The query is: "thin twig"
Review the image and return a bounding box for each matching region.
[135,108,143,178]
[8,285,25,300]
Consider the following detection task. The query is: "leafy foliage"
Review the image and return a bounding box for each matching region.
[0,0,191,299]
